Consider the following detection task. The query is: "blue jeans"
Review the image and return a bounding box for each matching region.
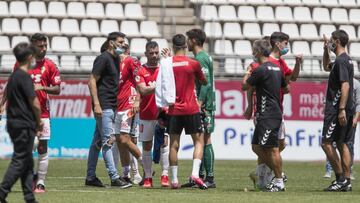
[86,109,119,181]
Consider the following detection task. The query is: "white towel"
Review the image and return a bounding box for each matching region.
[155,57,176,108]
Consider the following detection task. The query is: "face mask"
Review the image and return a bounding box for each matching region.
[328,42,337,53]
[30,59,37,69]
[280,47,289,55]
[115,47,124,55]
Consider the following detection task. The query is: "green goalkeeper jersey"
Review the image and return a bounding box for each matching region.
[195,50,216,111]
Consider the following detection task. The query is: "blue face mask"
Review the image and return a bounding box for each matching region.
[280,47,289,56]
[115,47,124,55]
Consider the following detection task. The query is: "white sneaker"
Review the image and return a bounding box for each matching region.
[350,173,355,180]
[133,174,143,185]
[323,171,331,178]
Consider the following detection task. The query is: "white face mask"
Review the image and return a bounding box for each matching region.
[29,59,37,69]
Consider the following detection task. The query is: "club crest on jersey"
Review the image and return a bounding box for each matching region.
[41,66,46,74]
[261,129,271,145]
[135,75,140,82]
[325,122,336,138]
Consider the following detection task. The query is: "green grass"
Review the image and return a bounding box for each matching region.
[1,159,360,203]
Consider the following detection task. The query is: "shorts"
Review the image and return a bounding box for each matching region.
[167,113,203,135]
[322,114,354,143]
[201,109,215,134]
[39,118,51,140]
[252,119,282,147]
[254,117,285,140]
[139,120,157,142]
[114,109,139,137]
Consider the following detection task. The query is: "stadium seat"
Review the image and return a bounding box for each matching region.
[246,0,264,5]
[257,6,275,22]
[204,22,222,38]
[28,1,47,17]
[0,1,9,17]
[293,7,312,23]
[281,23,300,39]
[51,36,70,52]
[302,59,321,74]
[152,38,169,50]
[41,19,60,35]
[9,1,27,17]
[312,7,331,24]
[262,23,280,37]
[292,41,311,56]
[266,0,284,5]
[67,2,86,18]
[349,9,360,24]
[46,55,60,66]
[242,23,261,39]
[2,18,21,34]
[218,5,237,21]
[349,43,360,58]
[234,40,252,56]
[283,0,302,6]
[140,21,161,38]
[238,6,256,22]
[223,22,242,39]
[100,20,119,36]
[22,18,40,34]
[71,37,90,52]
[244,58,255,69]
[60,55,78,72]
[80,55,97,72]
[353,61,360,76]
[275,6,293,22]
[124,3,145,20]
[0,36,11,51]
[201,5,218,21]
[319,24,336,37]
[214,40,233,56]
[311,41,324,56]
[339,25,356,40]
[81,19,100,36]
[302,0,320,6]
[224,58,243,74]
[338,0,357,7]
[331,8,348,24]
[130,38,147,55]
[105,3,124,19]
[86,2,104,18]
[61,19,80,36]
[1,55,16,71]
[208,0,228,4]
[120,20,140,37]
[48,2,67,18]
[320,0,339,7]
[300,24,319,40]
[91,37,106,53]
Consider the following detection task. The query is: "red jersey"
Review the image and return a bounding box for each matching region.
[117,56,141,112]
[136,64,159,120]
[14,57,61,118]
[168,56,206,116]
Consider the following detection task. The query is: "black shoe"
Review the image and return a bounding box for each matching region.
[180,177,196,188]
[121,176,133,185]
[204,180,216,188]
[324,179,351,192]
[26,201,38,203]
[85,177,105,187]
[111,178,132,189]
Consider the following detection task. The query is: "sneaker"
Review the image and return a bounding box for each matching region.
[191,176,208,190]
[282,172,288,182]
[122,176,133,184]
[161,175,169,187]
[34,184,45,193]
[204,180,216,188]
[324,179,351,192]
[85,177,105,187]
[350,173,355,180]
[171,182,180,189]
[180,177,195,188]
[264,183,285,192]
[111,178,132,189]
[133,174,143,185]
[323,171,332,178]
[143,178,153,188]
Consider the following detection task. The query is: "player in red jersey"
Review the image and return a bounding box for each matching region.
[113,43,143,184]
[0,33,61,193]
[163,34,208,189]
[243,33,302,189]
[136,41,170,188]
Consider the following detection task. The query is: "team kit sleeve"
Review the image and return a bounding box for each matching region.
[48,61,62,86]
[194,61,206,83]
[135,68,146,86]
[198,58,211,102]
[91,55,107,76]
[281,59,293,77]
[246,66,264,86]
[338,59,350,82]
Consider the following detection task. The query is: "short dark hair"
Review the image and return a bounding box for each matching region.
[186,29,206,46]
[30,33,47,43]
[270,32,289,47]
[107,32,126,41]
[332,29,349,47]
[262,36,270,41]
[13,42,37,63]
[172,34,186,48]
[253,39,272,57]
[146,41,159,50]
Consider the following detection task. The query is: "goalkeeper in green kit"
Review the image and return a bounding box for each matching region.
[182,29,216,188]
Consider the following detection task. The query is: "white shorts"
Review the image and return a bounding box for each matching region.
[114,110,139,137]
[39,118,51,140]
[253,117,285,140]
[139,120,157,142]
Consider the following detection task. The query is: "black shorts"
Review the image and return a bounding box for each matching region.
[252,119,282,148]
[167,113,203,135]
[322,114,354,143]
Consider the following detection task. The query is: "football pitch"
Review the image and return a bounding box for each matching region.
[1,159,360,203]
